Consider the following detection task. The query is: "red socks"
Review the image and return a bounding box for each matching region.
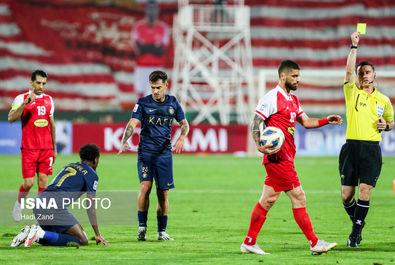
[244,202,268,245]
[17,185,30,203]
[292,207,318,247]
[244,204,319,247]
[17,185,46,202]
[38,186,46,194]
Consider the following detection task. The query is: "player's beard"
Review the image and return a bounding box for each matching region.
[33,88,43,95]
[285,80,298,92]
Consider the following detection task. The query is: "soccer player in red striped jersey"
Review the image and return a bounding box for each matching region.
[240,60,342,255]
[8,70,57,222]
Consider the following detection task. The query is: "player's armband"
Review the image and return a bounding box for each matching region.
[11,104,21,111]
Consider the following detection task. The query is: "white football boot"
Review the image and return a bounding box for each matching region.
[240,243,270,255]
[24,224,44,247]
[10,225,30,247]
[137,227,147,241]
[157,231,174,241]
[310,240,337,255]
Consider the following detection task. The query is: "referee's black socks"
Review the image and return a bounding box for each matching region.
[352,199,369,234]
[343,199,356,221]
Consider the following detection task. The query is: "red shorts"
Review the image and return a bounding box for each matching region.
[264,160,300,192]
[21,149,54,179]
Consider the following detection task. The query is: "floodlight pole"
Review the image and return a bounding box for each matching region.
[172,0,254,124]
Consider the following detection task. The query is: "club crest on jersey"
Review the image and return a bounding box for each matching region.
[168,106,175,115]
[34,119,48,127]
[287,126,295,135]
[377,105,384,117]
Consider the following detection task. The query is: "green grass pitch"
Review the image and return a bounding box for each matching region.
[0,154,394,265]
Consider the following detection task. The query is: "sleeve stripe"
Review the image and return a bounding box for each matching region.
[255,110,266,120]
[297,111,305,117]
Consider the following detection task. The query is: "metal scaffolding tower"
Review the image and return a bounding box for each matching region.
[172,0,254,124]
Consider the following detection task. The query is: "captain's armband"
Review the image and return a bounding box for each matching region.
[11,104,21,111]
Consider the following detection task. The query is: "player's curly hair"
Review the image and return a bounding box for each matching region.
[149,70,167,83]
[31,70,48,81]
[278,60,300,77]
[79,144,100,162]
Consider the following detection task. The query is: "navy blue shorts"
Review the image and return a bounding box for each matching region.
[137,151,174,190]
[33,194,78,233]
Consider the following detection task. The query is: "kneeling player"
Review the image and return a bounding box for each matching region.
[11,144,108,247]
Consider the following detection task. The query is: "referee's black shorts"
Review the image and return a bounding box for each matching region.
[339,140,382,187]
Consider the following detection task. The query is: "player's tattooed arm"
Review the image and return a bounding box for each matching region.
[251,115,280,155]
[174,119,189,153]
[179,119,189,136]
[122,124,134,144]
[118,118,140,155]
[250,114,264,147]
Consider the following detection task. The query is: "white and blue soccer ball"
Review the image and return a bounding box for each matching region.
[260,126,285,149]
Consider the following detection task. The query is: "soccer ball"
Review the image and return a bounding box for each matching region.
[260,126,285,149]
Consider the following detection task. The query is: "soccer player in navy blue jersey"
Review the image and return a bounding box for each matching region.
[118,70,189,241]
[11,144,108,247]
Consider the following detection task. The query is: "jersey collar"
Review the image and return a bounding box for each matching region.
[370,87,378,96]
[275,85,293,101]
[359,86,377,97]
[29,90,44,98]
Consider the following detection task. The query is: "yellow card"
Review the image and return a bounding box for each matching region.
[357,23,366,34]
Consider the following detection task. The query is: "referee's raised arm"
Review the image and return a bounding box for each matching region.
[345,32,360,83]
